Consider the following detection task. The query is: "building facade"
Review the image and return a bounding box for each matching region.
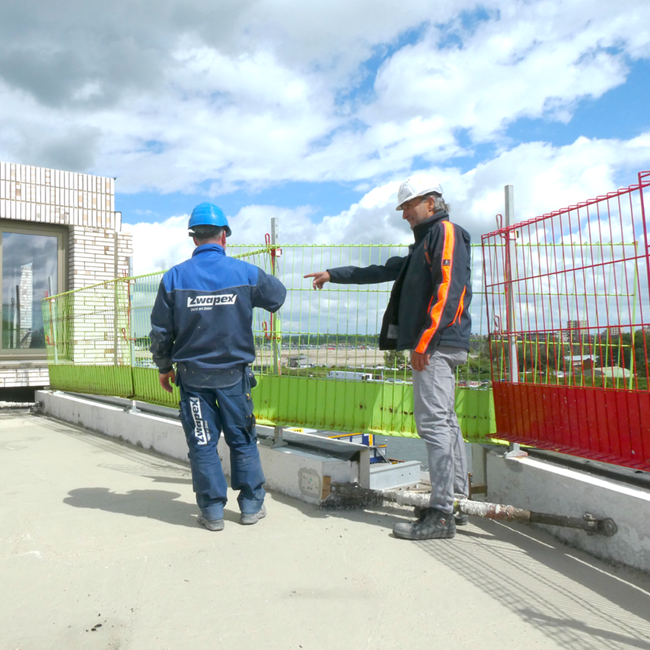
[0,160,132,395]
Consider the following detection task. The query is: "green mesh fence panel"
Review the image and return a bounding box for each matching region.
[48,365,134,397]
[43,242,496,440]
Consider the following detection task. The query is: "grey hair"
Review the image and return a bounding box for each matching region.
[424,192,450,213]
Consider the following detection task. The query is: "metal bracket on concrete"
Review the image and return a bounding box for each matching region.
[124,400,140,414]
[505,443,528,459]
[271,425,289,448]
[468,472,487,498]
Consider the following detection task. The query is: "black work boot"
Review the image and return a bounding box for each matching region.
[393,507,456,540]
[414,506,468,526]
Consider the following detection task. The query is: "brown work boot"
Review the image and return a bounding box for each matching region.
[393,507,456,540]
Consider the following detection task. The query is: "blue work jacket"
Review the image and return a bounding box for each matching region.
[149,244,286,375]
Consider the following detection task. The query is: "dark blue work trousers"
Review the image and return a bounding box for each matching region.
[178,369,265,520]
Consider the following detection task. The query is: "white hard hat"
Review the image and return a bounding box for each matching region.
[395,174,443,211]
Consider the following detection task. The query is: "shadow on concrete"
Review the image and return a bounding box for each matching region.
[302,497,650,648]
[266,492,329,519]
[415,517,650,650]
[64,487,200,529]
[316,499,494,534]
[268,492,422,530]
[143,475,193,485]
[519,610,650,650]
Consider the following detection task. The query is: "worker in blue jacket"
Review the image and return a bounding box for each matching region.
[305,175,472,541]
[150,203,286,531]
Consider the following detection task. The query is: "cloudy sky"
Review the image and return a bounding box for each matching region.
[1,0,650,274]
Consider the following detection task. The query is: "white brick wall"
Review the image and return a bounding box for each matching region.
[68,226,133,290]
[0,364,49,388]
[0,160,133,389]
[0,161,118,229]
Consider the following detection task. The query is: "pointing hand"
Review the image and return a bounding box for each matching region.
[304,271,331,290]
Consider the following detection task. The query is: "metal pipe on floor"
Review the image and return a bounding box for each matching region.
[326,483,618,537]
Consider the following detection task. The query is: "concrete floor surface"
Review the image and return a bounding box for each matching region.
[2,410,650,650]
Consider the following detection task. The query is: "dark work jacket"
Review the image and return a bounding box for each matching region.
[328,212,472,352]
[149,244,286,375]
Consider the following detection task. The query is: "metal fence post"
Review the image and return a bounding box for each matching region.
[113,231,119,366]
[48,276,58,365]
[504,185,526,458]
[271,217,281,375]
[128,257,135,368]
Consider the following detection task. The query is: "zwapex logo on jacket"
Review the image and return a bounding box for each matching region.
[187,294,237,311]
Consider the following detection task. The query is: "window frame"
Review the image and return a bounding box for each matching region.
[0,220,68,360]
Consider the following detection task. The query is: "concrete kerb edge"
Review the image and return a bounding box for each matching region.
[35,390,361,506]
[486,449,650,574]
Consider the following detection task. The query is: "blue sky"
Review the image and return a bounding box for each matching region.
[116,180,365,226]
[506,58,650,146]
[116,53,650,227]
[1,0,650,274]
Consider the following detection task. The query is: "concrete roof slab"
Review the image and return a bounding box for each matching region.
[2,411,650,650]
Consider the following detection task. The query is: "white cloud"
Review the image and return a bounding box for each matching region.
[1,0,649,191]
[126,215,194,275]
[366,0,647,151]
[127,132,650,275]
[126,131,650,340]
[453,133,650,236]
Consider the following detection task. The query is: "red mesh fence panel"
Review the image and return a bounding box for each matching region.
[482,171,650,470]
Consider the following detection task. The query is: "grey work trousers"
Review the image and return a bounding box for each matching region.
[412,346,469,514]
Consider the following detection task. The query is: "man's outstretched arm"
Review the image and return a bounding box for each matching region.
[305,256,406,289]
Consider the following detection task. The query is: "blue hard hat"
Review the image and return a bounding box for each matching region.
[188,202,231,237]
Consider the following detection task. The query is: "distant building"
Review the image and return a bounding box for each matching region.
[562,320,582,343]
[287,354,313,369]
[594,366,632,379]
[564,354,595,370]
[0,160,132,395]
[327,370,373,381]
